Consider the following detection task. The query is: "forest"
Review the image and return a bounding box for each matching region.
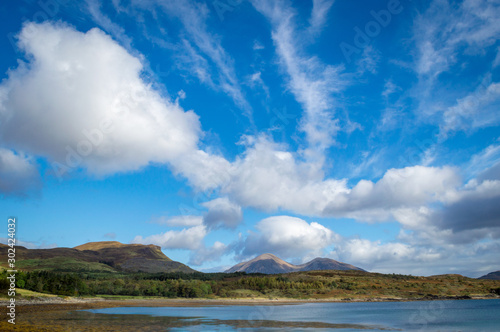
[1,269,500,300]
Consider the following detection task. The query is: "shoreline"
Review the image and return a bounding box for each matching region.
[1,293,498,309]
[1,296,498,331]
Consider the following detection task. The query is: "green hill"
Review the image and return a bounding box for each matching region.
[0,241,196,273]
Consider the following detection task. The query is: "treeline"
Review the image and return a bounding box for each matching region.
[0,270,334,298]
[0,270,88,296]
[2,270,499,299]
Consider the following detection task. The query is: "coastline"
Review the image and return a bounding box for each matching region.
[1,295,498,331]
[2,292,498,306]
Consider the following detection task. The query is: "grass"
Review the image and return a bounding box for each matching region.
[0,288,60,300]
[17,289,60,298]
[15,258,117,272]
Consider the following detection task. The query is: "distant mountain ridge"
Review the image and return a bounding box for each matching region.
[0,241,195,273]
[478,271,500,280]
[225,253,364,274]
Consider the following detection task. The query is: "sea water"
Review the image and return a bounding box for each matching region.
[85,299,500,331]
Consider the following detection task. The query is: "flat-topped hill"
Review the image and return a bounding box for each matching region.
[0,241,194,273]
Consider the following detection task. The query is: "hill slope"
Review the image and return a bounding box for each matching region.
[0,241,195,273]
[478,271,500,280]
[225,253,364,274]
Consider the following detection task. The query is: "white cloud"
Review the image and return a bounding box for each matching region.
[222,136,342,215]
[237,216,339,260]
[202,197,242,229]
[333,238,417,268]
[391,162,500,246]
[132,225,207,250]
[189,241,228,266]
[221,136,460,219]
[0,148,40,197]
[0,22,201,177]
[170,149,231,191]
[153,215,204,227]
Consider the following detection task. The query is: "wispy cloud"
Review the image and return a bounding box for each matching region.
[251,0,346,156]
[441,78,500,135]
[140,0,254,123]
[308,0,335,37]
[411,0,500,122]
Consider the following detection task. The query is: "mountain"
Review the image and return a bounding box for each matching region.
[225,253,296,274]
[296,257,363,272]
[0,241,196,273]
[225,253,364,274]
[478,271,500,280]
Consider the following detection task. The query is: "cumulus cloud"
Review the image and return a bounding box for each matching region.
[132,225,207,250]
[0,148,40,197]
[220,136,460,220]
[333,239,422,270]
[189,241,228,266]
[0,21,201,177]
[236,216,339,260]
[202,197,242,229]
[324,165,460,216]
[394,179,500,243]
[169,149,231,191]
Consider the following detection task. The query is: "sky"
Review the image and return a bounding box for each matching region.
[0,0,499,277]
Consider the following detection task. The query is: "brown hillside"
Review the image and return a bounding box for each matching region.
[0,241,193,273]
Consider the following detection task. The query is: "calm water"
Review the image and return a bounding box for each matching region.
[85,299,500,331]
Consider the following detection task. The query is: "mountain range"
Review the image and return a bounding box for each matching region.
[0,241,195,273]
[225,253,365,274]
[478,271,500,280]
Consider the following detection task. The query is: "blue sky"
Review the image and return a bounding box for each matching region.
[1,0,499,277]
